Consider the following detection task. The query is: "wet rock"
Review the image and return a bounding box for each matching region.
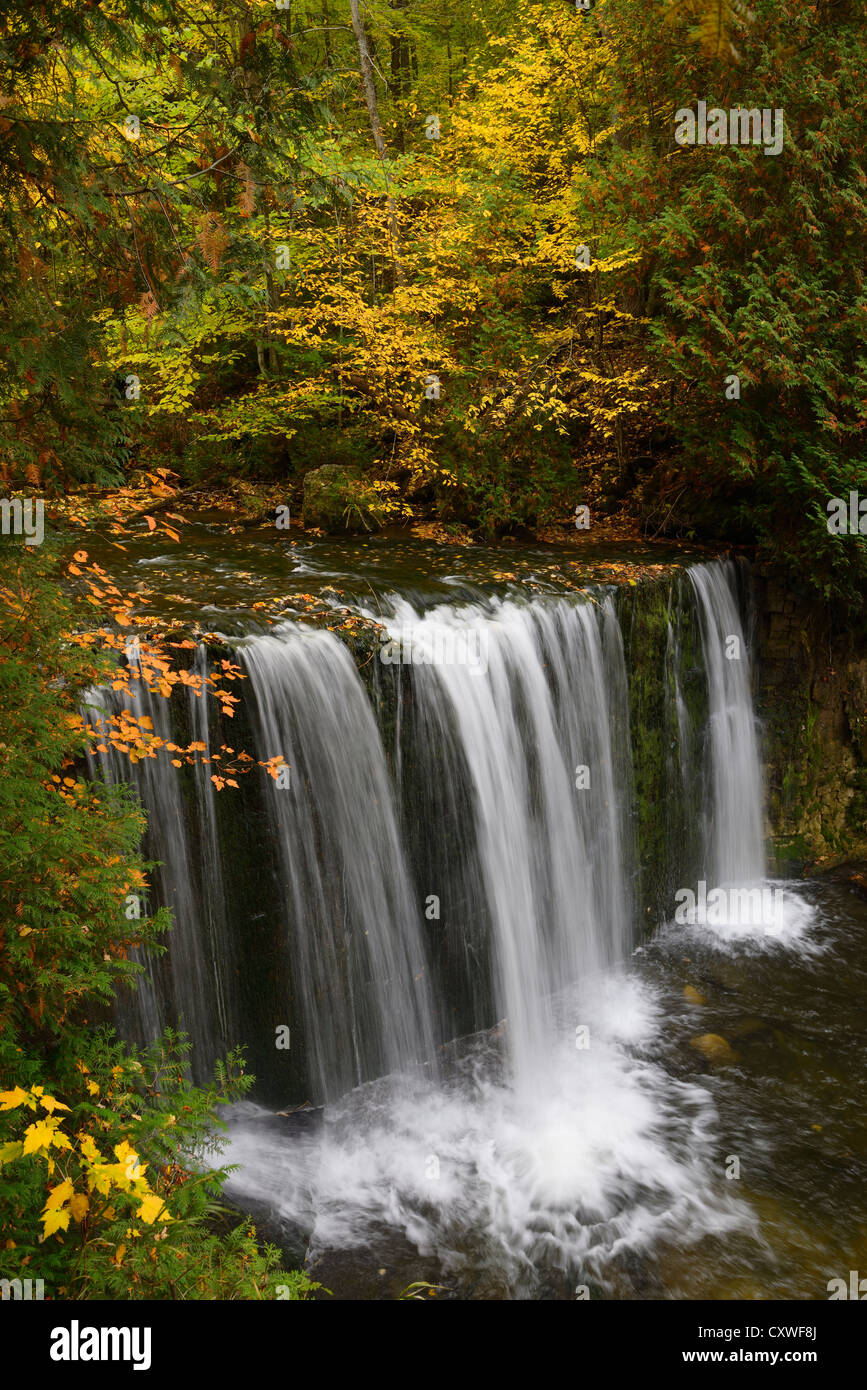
[683,984,706,1005]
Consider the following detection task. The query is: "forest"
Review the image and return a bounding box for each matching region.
[1,0,866,1322]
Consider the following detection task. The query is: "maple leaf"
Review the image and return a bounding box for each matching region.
[44,1178,74,1211]
[88,1164,114,1196]
[0,1086,32,1111]
[42,1206,72,1238]
[137,1192,169,1224]
[23,1120,58,1154]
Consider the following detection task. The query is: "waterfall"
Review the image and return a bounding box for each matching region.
[239,625,437,1101]
[83,558,767,1105]
[84,681,165,1052]
[688,561,766,886]
[79,557,775,1288]
[187,644,238,1065]
[378,593,635,1092]
[82,660,218,1081]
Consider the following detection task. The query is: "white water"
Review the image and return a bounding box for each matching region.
[240,625,436,1101]
[681,563,815,945]
[688,563,766,887]
[187,645,238,1058]
[372,593,635,1094]
[222,974,749,1295]
[82,675,216,1072]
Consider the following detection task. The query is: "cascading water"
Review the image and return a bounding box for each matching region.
[688,562,766,887]
[82,659,218,1081]
[84,556,790,1292]
[83,683,164,1052]
[375,593,636,1093]
[239,626,436,1102]
[187,644,238,1067]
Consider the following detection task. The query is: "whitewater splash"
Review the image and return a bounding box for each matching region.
[666,877,820,952]
[221,974,749,1297]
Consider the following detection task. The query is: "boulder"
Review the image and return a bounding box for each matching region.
[301,465,367,533]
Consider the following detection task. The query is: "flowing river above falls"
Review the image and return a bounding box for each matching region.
[80,520,867,1300]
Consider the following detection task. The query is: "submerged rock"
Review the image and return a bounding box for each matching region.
[690,1032,738,1065]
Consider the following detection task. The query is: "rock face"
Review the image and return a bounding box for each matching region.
[754,566,867,869]
[302,465,367,533]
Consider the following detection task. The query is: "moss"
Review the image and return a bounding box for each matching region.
[760,630,867,869]
[301,464,369,533]
[617,570,707,931]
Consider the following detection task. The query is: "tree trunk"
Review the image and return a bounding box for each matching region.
[349,0,402,283]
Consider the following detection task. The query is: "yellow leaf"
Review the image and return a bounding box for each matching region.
[69,1192,89,1222]
[0,1086,31,1111]
[89,1164,114,1196]
[23,1120,56,1154]
[41,1207,71,1237]
[114,1243,126,1266]
[137,1192,169,1225]
[40,1094,70,1115]
[86,1080,100,1096]
[44,1179,74,1211]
